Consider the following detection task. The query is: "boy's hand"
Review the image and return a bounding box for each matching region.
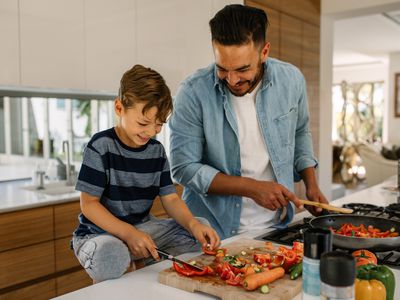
[125,228,160,261]
[188,220,220,250]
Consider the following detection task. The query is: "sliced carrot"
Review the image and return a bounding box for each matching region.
[243,267,285,291]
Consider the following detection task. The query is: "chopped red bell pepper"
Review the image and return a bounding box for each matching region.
[281,249,297,272]
[173,262,212,277]
[253,253,271,265]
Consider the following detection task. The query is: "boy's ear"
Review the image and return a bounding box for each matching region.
[114,98,123,117]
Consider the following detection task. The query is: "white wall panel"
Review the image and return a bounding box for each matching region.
[0,0,20,85]
[19,0,85,89]
[85,0,136,93]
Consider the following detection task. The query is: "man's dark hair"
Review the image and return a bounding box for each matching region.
[209,4,268,47]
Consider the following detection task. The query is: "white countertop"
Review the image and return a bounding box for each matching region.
[0,179,79,213]
[52,178,400,300]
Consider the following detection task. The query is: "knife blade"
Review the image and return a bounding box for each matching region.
[156,249,204,272]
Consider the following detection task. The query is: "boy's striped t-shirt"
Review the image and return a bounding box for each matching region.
[74,127,176,236]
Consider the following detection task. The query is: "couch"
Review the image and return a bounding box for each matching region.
[355,143,397,187]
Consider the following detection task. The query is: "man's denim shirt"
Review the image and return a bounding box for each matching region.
[169,58,318,240]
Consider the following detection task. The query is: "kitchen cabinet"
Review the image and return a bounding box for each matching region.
[19,0,85,89]
[84,0,136,92]
[0,202,89,299]
[0,0,20,85]
[0,184,179,298]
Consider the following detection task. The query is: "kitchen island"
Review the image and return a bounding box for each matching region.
[53,177,400,300]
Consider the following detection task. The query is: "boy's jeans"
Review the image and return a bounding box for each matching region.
[72,216,209,282]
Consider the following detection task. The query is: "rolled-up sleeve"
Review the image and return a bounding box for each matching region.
[169,84,220,194]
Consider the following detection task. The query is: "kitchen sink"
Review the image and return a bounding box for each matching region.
[21,181,77,195]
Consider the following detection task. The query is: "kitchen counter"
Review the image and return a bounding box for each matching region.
[0,179,79,213]
[53,179,400,300]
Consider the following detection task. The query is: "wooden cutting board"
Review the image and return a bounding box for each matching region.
[158,239,302,300]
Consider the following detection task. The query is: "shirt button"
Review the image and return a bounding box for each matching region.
[236,203,240,208]
[231,230,236,234]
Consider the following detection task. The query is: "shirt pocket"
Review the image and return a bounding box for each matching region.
[274,107,297,148]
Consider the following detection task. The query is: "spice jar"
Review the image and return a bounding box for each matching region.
[320,251,356,300]
[302,228,332,300]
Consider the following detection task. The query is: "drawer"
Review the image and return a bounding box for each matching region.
[54,201,81,239]
[0,279,56,300]
[0,241,55,289]
[55,237,80,272]
[56,269,92,296]
[0,206,53,252]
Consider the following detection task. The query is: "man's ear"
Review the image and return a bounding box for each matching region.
[260,42,270,63]
[114,98,123,117]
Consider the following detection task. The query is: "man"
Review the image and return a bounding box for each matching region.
[169,4,328,239]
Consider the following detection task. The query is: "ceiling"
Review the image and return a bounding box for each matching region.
[333,10,400,67]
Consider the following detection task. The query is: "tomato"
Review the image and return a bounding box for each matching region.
[352,249,377,267]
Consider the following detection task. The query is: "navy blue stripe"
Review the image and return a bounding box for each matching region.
[119,210,151,224]
[103,185,159,201]
[106,152,166,173]
[160,171,173,187]
[78,164,106,188]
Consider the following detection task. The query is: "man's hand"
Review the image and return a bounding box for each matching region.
[250,180,303,211]
[124,228,159,261]
[305,186,329,216]
[188,219,221,250]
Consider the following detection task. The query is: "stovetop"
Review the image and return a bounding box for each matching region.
[255,203,400,269]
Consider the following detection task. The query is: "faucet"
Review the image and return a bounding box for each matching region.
[62,140,74,186]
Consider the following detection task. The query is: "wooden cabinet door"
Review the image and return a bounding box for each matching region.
[0,206,53,252]
[54,201,81,239]
[246,1,280,59]
[55,236,80,272]
[0,241,55,289]
[0,279,56,300]
[56,269,92,296]
[280,14,302,68]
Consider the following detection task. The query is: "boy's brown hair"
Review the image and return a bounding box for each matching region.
[119,64,172,123]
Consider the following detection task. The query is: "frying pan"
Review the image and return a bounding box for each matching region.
[309,214,400,251]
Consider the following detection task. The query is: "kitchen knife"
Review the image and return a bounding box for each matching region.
[156,249,204,272]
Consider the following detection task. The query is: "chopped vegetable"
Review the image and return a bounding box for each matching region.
[289,262,302,280]
[260,284,270,294]
[243,267,285,291]
[330,223,399,238]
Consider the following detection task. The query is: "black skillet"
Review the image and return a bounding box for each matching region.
[309,214,400,251]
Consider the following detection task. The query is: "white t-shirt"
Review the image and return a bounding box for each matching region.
[230,82,276,233]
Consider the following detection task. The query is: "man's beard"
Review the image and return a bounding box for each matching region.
[225,62,264,97]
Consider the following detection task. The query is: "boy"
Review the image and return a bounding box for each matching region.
[72,64,220,283]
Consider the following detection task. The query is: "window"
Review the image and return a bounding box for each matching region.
[0,88,116,163]
[332,81,384,143]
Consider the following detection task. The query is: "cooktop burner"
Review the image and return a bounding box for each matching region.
[255,203,400,269]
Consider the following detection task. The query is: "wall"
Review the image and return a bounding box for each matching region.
[0,0,242,95]
[388,52,400,144]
